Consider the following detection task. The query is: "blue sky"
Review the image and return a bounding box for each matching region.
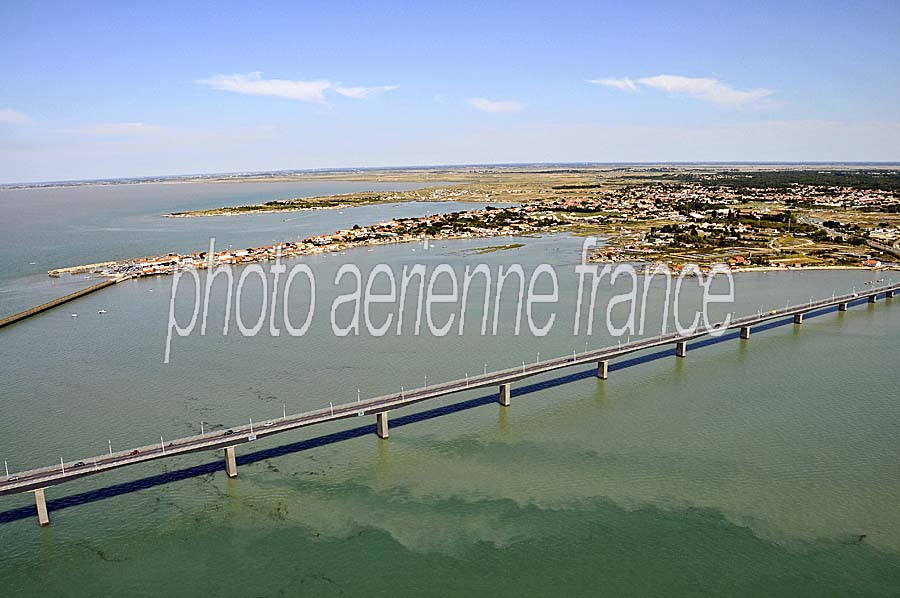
[1,0,899,183]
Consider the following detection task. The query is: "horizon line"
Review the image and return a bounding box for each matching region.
[3,160,900,189]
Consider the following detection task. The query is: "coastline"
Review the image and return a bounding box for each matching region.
[164,201,359,218]
[632,263,896,277]
[729,265,886,274]
[162,184,481,218]
[46,223,551,279]
[49,224,897,282]
[163,196,502,218]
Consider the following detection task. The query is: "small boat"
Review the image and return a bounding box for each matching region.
[71,314,78,318]
[98,309,107,314]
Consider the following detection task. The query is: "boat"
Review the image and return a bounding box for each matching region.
[98,309,107,314]
[71,314,78,317]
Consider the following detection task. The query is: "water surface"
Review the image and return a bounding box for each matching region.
[0,183,898,597]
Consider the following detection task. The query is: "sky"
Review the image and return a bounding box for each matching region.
[1,0,899,183]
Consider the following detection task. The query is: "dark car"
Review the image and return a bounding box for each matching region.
[223,429,235,436]
[129,449,140,456]
[73,461,86,468]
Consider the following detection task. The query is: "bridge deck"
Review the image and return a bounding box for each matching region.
[2,282,897,497]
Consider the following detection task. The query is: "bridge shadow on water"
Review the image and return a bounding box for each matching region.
[0,303,863,525]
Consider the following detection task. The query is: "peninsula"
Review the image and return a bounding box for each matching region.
[48,166,900,279]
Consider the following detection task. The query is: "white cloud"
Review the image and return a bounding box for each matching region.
[638,75,774,107]
[335,85,398,99]
[196,72,399,104]
[590,74,775,108]
[588,78,638,92]
[0,108,33,125]
[196,71,332,103]
[469,98,526,113]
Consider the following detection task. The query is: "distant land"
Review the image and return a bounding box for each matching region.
[40,164,900,279]
[3,162,900,190]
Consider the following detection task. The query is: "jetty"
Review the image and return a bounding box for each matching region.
[0,277,127,330]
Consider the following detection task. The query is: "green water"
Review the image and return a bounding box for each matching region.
[1,185,899,596]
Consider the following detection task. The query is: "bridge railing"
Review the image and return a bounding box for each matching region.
[3,281,898,489]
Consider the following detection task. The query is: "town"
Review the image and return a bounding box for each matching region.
[47,168,900,279]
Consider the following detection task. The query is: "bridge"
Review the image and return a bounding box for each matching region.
[2,281,898,526]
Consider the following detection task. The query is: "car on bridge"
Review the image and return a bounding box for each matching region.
[129,450,140,456]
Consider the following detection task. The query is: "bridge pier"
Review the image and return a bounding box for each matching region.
[838,302,848,312]
[888,289,895,298]
[224,446,238,478]
[740,326,751,339]
[376,411,389,439]
[793,313,804,324]
[34,488,49,526]
[499,383,511,406]
[597,360,609,380]
[675,341,687,358]
[869,294,878,303]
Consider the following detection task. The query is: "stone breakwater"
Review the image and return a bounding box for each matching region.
[48,261,124,277]
[0,277,123,330]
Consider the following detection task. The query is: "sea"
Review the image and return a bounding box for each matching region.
[0,180,898,597]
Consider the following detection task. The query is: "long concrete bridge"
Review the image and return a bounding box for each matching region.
[2,282,897,526]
